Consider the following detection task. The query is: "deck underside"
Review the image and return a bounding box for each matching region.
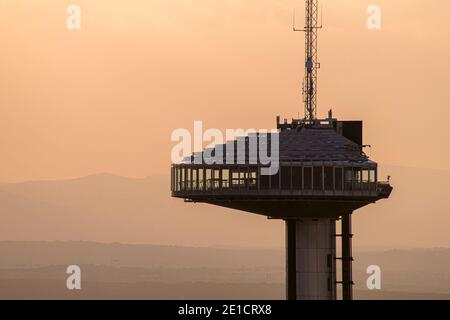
[183,197,375,218]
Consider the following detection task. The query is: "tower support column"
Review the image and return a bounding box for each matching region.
[285,218,337,300]
[341,213,353,300]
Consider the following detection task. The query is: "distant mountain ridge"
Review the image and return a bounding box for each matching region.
[0,241,283,269]
[1,165,450,248]
[1,240,450,270]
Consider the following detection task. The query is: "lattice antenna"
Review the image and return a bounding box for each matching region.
[293,0,322,122]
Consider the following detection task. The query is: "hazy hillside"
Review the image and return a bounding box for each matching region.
[2,279,450,300]
[0,241,450,300]
[1,165,450,249]
[0,174,284,248]
[0,241,283,269]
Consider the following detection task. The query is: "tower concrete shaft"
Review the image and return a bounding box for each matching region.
[286,218,337,300]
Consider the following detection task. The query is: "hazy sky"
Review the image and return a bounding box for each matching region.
[1,0,450,182]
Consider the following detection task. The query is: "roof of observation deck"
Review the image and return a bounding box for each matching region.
[182,125,369,164]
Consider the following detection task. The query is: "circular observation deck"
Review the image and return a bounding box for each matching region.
[171,123,392,218]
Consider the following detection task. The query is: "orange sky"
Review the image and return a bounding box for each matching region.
[1,0,450,182]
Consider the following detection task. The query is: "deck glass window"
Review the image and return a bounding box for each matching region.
[344,168,353,190]
[213,169,220,189]
[181,167,186,191]
[324,167,334,190]
[231,170,240,189]
[222,169,230,189]
[260,168,270,190]
[362,169,370,190]
[292,166,302,189]
[192,169,197,190]
[271,170,280,190]
[249,168,257,189]
[370,169,376,182]
[178,167,182,191]
[313,167,323,191]
[281,166,291,190]
[369,168,377,190]
[198,168,204,190]
[186,168,192,190]
[206,169,212,190]
[304,167,312,190]
[353,168,362,190]
[172,167,176,191]
[239,168,248,188]
[334,167,343,191]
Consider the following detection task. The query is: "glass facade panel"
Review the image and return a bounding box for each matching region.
[369,168,377,190]
[324,167,333,190]
[213,169,220,189]
[281,166,291,190]
[353,167,362,190]
[335,167,343,191]
[186,168,191,190]
[271,170,280,189]
[181,167,185,191]
[292,166,302,189]
[249,168,257,190]
[344,167,353,190]
[370,169,376,182]
[239,168,248,188]
[313,167,323,191]
[304,167,312,190]
[231,170,240,189]
[198,168,204,190]
[362,169,369,182]
[174,167,177,191]
[222,169,230,189]
[260,168,270,190]
[206,169,212,190]
[362,169,369,190]
[192,169,197,190]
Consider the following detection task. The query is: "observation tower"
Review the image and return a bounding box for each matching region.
[171,0,392,300]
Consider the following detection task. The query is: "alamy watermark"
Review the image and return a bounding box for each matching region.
[66,265,81,290]
[66,4,81,30]
[171,121,279,175]
[367,5,382,30]
[366,265,382,290]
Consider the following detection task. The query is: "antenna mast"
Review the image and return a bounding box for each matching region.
[294,0,321,122]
